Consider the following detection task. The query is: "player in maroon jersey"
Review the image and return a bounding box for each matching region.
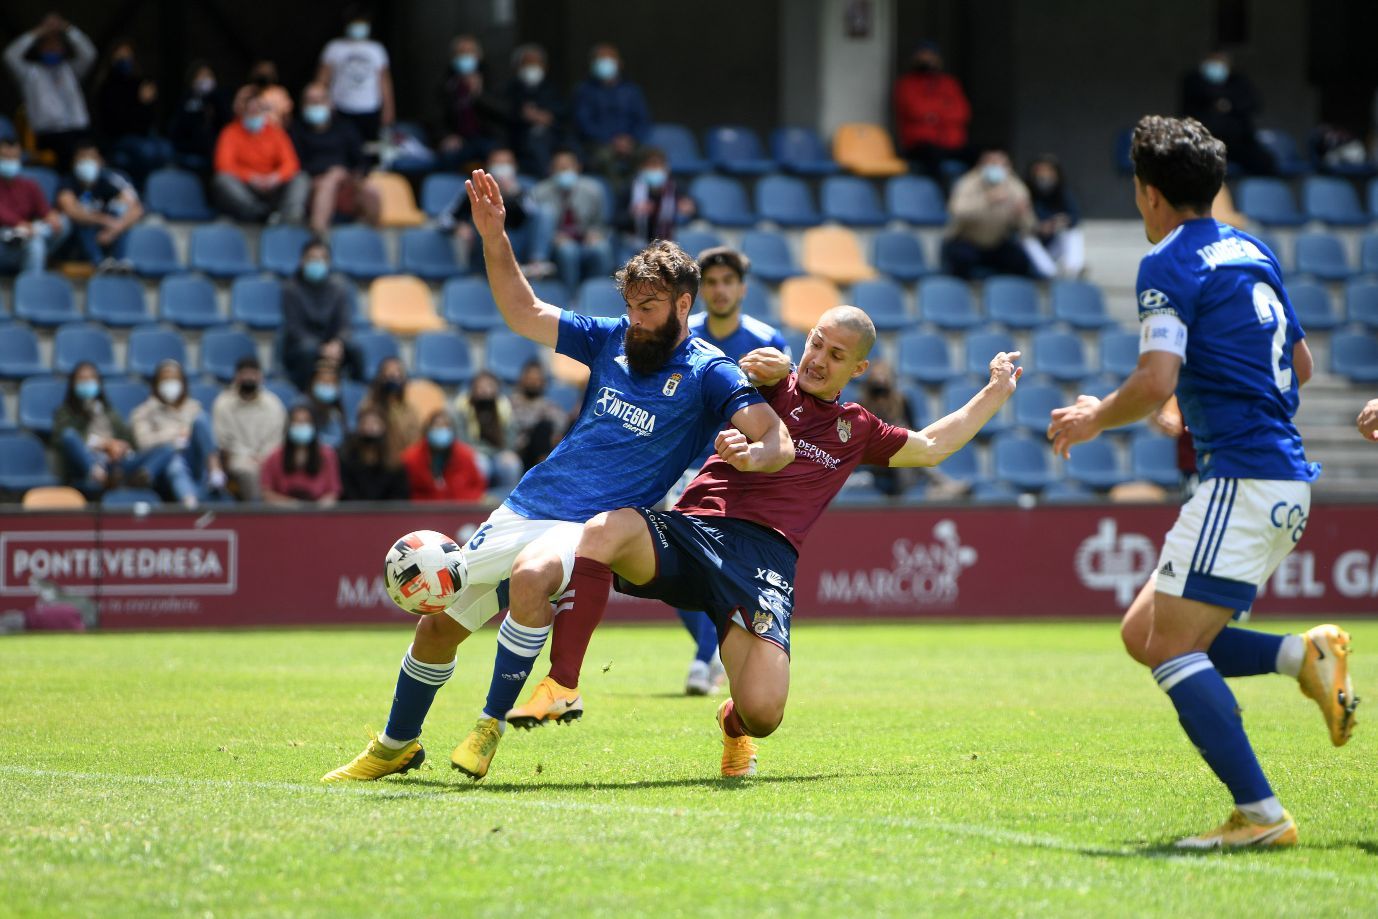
[503,305,1021,775]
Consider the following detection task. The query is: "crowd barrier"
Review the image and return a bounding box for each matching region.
[1,501,1375,630]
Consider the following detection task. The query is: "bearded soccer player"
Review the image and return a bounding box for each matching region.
[1048,115,1357,848]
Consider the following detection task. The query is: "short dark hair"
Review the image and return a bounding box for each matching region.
[1130,115,1226,212]
[235,355,261,373]
[637,147,667,168]
[697,246,749,281]
[301,236,330,258]
[615,240,700,306]
[0,137,20,152]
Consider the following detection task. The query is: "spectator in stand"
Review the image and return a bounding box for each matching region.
[130,359,227,509]
[401,409,486,502]
[94,41,171,184]
[0,137,68,274]
[509,359,569,470]
[317,7,394,144]
[360,356,420,467]
[616,147,693,250]
[893,40,972,177]
[211,356,285,502]
[281,238,361,390]
[530,148,613,291]
[436,34,503,169]
[453,369,524,490]
[573,43,649,186]
[1181,49,1275,176]
[439,147,551,272]
[55,141,143,270]
[507,43,563,176]
[339,404,409,501]
[941,150,1036,279]
[212,92,310,223]
[1021,154,1085,279]
[290,83,379,234]
[52,361,142,499]
[260,403,341,507]
[232,60,294,126]
[305,360,347,447]
[3,13,97,170]
[169,61,234,173]
[1358,399,1378,442]
[858,361,967,500]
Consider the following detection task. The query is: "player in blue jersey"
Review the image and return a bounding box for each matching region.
[1047,116,1357,849]
[323,170,793,783]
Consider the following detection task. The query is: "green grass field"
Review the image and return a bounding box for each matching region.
[3,620,1376,917]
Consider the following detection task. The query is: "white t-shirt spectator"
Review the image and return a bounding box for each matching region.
[320,39,389,114]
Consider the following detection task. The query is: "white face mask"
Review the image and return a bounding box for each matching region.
[157,379,183,403]
[519,65,545,88]
[347,21,370,40]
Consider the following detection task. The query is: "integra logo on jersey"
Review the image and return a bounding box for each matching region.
[593,386,657,436]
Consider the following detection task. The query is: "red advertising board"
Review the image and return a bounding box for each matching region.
[0,502,1374,630]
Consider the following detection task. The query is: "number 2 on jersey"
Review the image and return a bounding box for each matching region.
[1252,282,1292,392]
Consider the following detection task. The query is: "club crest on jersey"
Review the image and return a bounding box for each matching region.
[836,418,852,442]
[662,372,683,397]
[752,610,773,634]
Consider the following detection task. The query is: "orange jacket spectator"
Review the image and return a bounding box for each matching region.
[400,438,486,502]
[214,119,300,184]
[894,71,970,151]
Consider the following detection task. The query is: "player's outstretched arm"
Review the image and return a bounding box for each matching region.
[889,351,1022,467]
[467,169,560,347]
[717,403,794,473]
[737,347,791,387]
[1357,398,1378,442]
[1047,350,1179,458]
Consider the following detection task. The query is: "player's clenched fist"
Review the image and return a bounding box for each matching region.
[464,169,507,241]
[715,427,754,471]
[988,350,1023,393]
[1358,398,1378,442]
[738,347,790,386]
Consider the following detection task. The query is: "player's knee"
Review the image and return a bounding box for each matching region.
[509,554,562,624]
[413,612,466,660]
[579,509,638,562]
[1119,615,1152,667]
[737,699,784,737]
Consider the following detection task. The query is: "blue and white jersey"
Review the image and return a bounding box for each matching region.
[504,311,764,522]
[1136,218,1318,482]
[688,312,791,362]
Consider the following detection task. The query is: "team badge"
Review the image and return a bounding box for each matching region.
[836,418,852,442]
[752,610,773,634]
[663,372,683,397]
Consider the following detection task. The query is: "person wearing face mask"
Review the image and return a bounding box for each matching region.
[401,409,486,503]
[941,149,1037,279]
[281,239,362,390]
[53,361,142,498]
[436,35,503,168]
[506,43,564,177]
[169,62,234,173]
[306,360,348,447]
[3,14,97,171]
[131,360,227,509]
[360,356,421,467]
[55,142,144,270]
[231,60,293,127]
[212,92,310,223]
[339,405,410,501]
[439,147,551,273]
[317,7,395,144]
[261,404,342,507]
[617,148,694,251]
[211,356,286,502]
[531,149,613,292]
[1020,154,1085,280]
[573,42,650,187]
[1181,50,1276,177]
[893,40,973,177]
[0,137,68,275]
[93,41,172,185]
[453,370,523,491]
[289,83,379,235]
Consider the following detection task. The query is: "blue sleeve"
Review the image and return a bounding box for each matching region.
[555,310,622,366]
[1136,254,1197,327]
[702,357,764,423]
[770,330,791,359]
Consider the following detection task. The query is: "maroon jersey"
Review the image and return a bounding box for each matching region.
[675,373,910,551]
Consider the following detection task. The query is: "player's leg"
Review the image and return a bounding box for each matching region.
[714,623,790,777]
[679,609,724,695]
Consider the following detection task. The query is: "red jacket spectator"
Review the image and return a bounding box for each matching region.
[401,439,486,502]
[894,71,970,152]
[0,173,49,228]
[214,118,300,184]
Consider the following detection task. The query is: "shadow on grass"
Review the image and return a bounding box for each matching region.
[394,771,851,793]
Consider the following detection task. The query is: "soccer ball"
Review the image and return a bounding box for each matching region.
[384,530,469,615]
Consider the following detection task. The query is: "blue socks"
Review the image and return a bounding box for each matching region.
[382,645,455,745]
[1206,627,1284,678]
[677,609,719,665]
[482,614,551,722]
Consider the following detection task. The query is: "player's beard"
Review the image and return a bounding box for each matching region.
[624,308,683,375]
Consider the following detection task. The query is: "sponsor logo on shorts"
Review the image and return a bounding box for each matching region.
[1270,501,1308,544]
[752,609,774,634]
[593,387,657,436]
[663,372,682,397]
[757,586,791,619]
[754,567,794,596]
[1159,561,1176,578]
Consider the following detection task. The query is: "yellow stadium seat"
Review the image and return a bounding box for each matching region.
[800,226,876,285]
[368,171,427,227]
[551,352,590,387]
[833,123,907,177]
[22,486,87,509]
[405,378,449,422]
[779,276,841,333]
[369,275,445,335]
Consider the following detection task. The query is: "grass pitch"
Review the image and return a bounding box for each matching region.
[2,620,1376,918]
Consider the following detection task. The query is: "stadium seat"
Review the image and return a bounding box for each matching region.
[86,274,150,327]
[1041,480,1094,504]
[484,331,543,383]
[871,230,929,283]
[821,176,887,227]
[528,278,569,308]
[545,382,583,415]
[229,275,284,330]
[1345,280,1378,329]
[18,376,66,434]
[263,378,299,408]
[934,443,983,485]
[1256,128,1309,178]
[188,380,219,411]
[127,326,187,379]
[368,275,444,335]
[200,328,258,382]
[340,379,367,422]
[705,125,774,175]
[675,229,722,259]
[800,226,875,284]
[779,276,841,333]
[420,173,465,218]
[1051,280,1112,329]
[123,224,182,277]
[755,175,820,227]
[832,123,906,177]
[896,330,957,385]
[1294,231,1352,281]
[742,230,801,283]
[738,284,775,323]
[53,323,118,376]
[1098,329,1140,378]
[368,171,426,227]
[259,225,313,276]
[22,485,86,509]
[885,175,947,226]
[189,224,254,278]
[442,277,503,331]
[105,377,150,417]
[399,228,460,281]
[1031,330,1090,382]
[1130,434,1181,487]
[944,377,1009,437]
[575,278,623,318]
[0,431,57,492]
[159,274,221,328]
[352,330,402,380]
[1330,331,1378,382]
[648,123,711,175]
[1360,232,1378,276]
[101,487,163,508]
[20,166,59,203]
[688,175,755,228]
[414,330,475,385]
[1285,281,1340,331]
[0,323,44,379]
[984,275,1044,329]
[144,168,214,221]
[1235,177,1305,227]
[1303,176,1369,226]
[849,278,910,330]
[993,433,1055,490]
[964,331,1017,376]
[15,271,79,326]
[1012,381,1065,432]
[1065,440,1125,490]
[331,226,393,280]
[918,275,981,330]
[770,126,839,176]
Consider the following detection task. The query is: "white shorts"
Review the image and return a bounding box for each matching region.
[444,504,583,632]
[1153,477,1311,614]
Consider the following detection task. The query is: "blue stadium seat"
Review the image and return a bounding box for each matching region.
[849,279,910,330]
[1098,329,1140,378]
[1130,434,1181,487]
[259,225,313,276]
[934,443,983,485]
[1345,280,1378,329]
[1235,177,1305,227]
[1031,330,1089,382]
[414,330,475,385]
[770,127,838,176]
[1294,231,1352,281]
[484,331,543,383]
[340,380,368,423]
[648,123,711,175]
[821,176,886,227]
[1252,230,1287,268]
[755,175,819,227]
[1361,232,1378,276]
[576,278,624,318]
[18,376,66,434]
[1042,480,1094,504]
[159,274,221,328]
[705,125,774,175]
[944,377,1009,437]
[442,277,503,331]
[187,378,221,411]
[1287,281,1340,331]
[885,175,947,226]
[742,230,801,283]
[345,282,368,329]
[103,378,148,419]
[1256,129,1309,178]
[1051,280,1112,329]
[964,331,1017,376]
[230,275,284,330]
[420,173,466,217]
[993,433,1055,490]
[1303,176,1369,227]
[400,228,460,281]
[144,168,214,221]
[85,274,149,328]
[189,224,253,278]
[1330,331,1378,382]
[353,330,402,380]
[529,279,569,308]
[264,378,300,408]
[20,166,58,204]
[872,230,930,283]
[331,226,393,280]
[127,325,187,378]
[984,275,1044,329]
[15,271,79,326]
[0,431,57,491]
[545,383,583,415]
[896,331,955,385]
[101,487,163,508]
[53,323,118,376]
[0,323,44,379]
[738,284,775,323]
[123,224,181,277]
[688,175,755,227]
[1012,381,1064,432]
[1065,440,1125,490]
[675,229,723,259]
[918,275,982,329]
[200,328,258,382]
